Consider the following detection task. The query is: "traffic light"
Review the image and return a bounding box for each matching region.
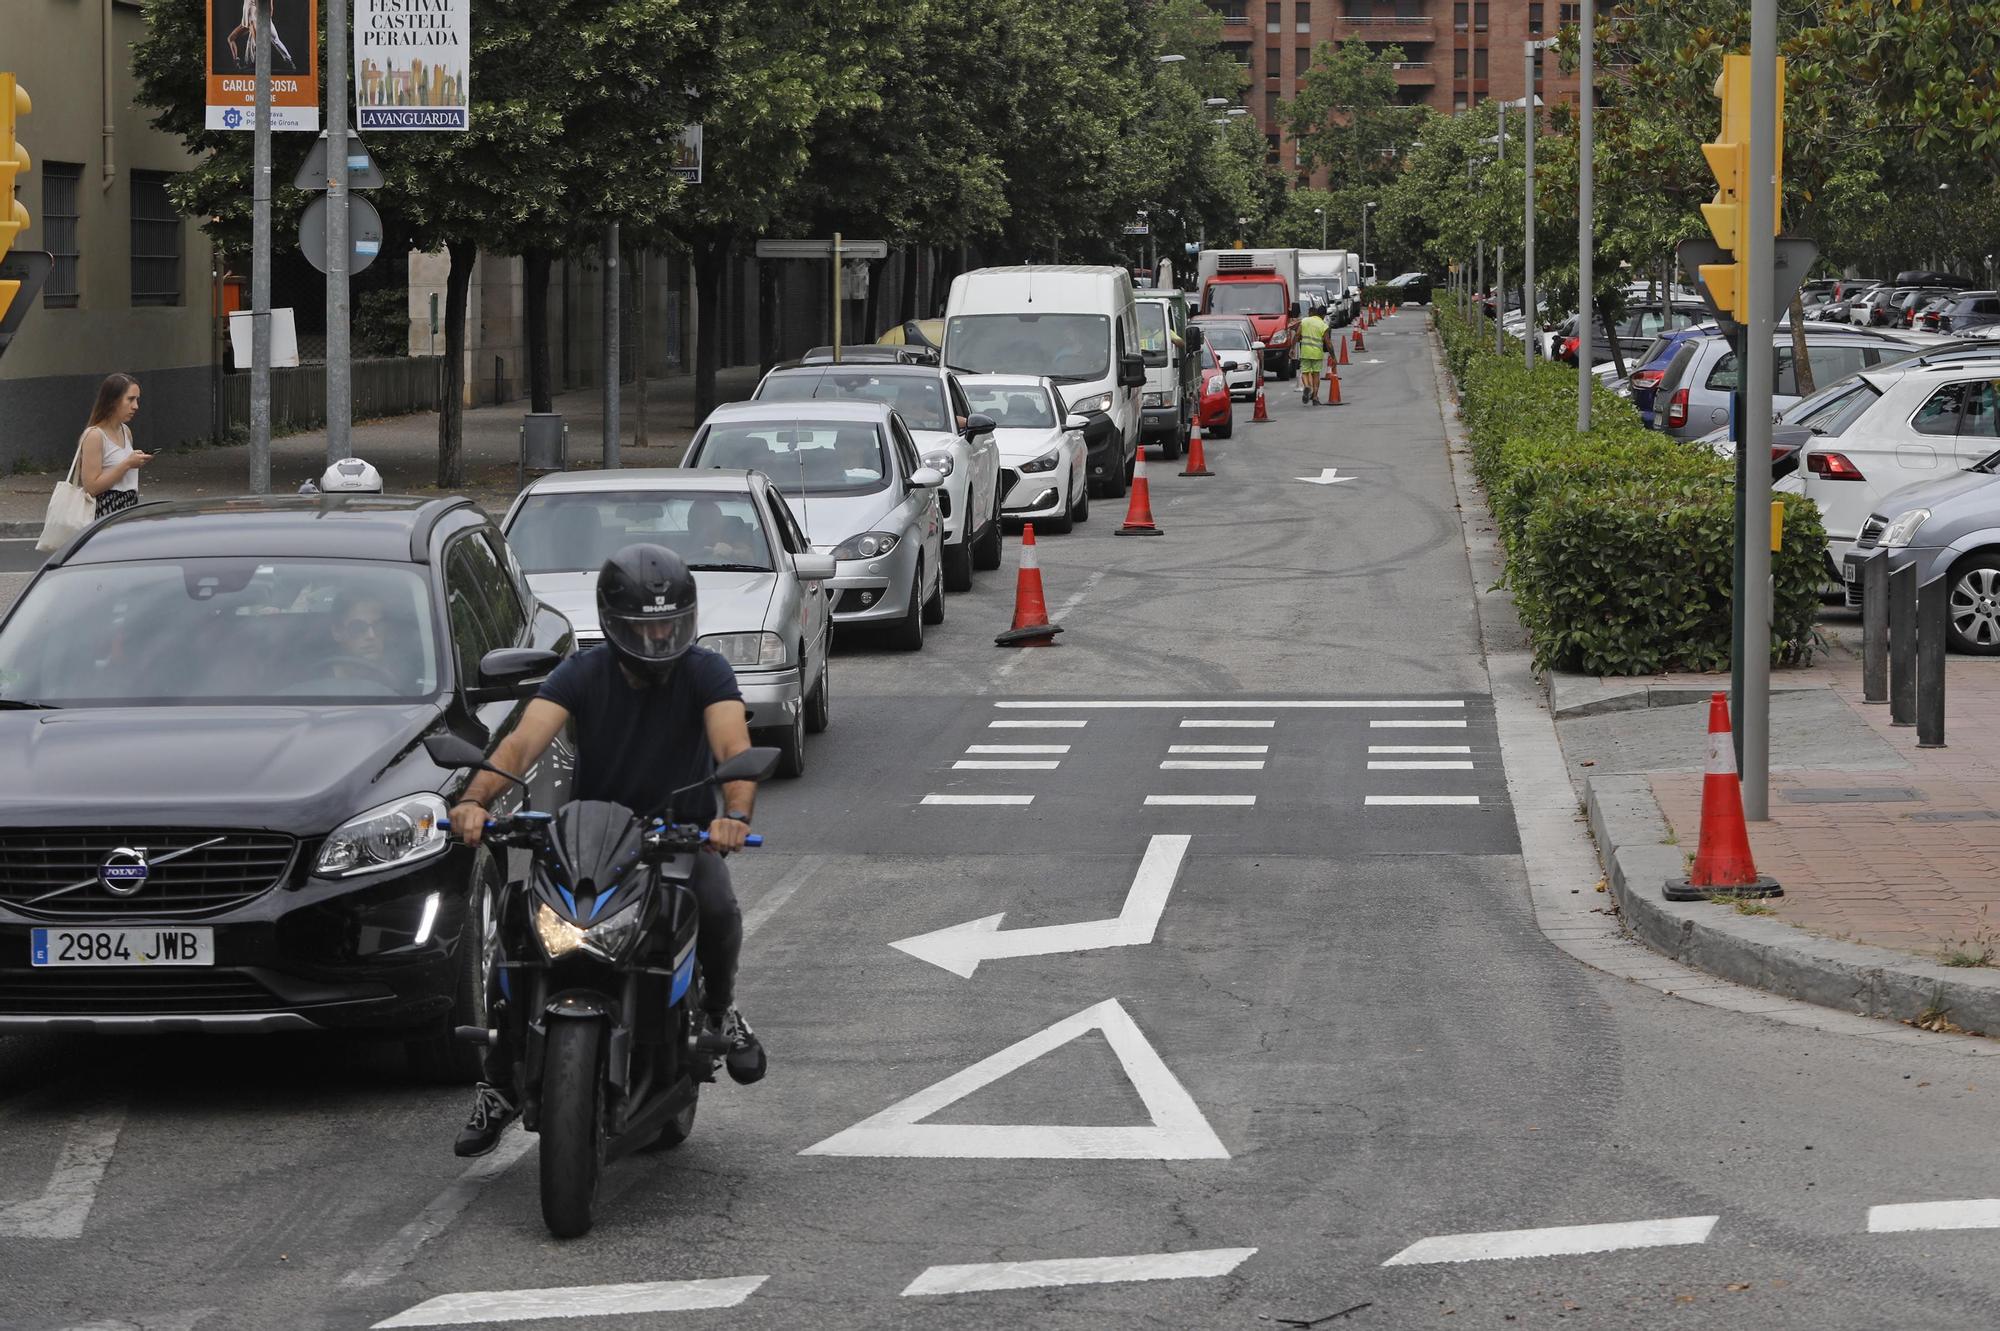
[0,73,30,327]
[1696,53,1785,324]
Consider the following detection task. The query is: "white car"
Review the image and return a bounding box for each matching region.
[753,362,1002,594]
[959,374,1091,534]
[1191,317,1263,399]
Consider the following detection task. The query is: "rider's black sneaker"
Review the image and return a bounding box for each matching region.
[453,1082,519,1157]
[707,1006,767,1085]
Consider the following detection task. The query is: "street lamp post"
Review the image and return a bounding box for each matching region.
[1577,0,1595,430]
[1492,108,1506,354]
[1315,206,1325,249]
[1361,201,1379,281]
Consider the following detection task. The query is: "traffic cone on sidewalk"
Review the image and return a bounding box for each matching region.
[1115,447,1163,536]
[1180,425,1213,477]
[1338,334,1350,365]
[994,524,1063,647]
[1252,385,1271,423]
[1664,692,1783,901]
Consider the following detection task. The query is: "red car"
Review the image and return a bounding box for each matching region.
[1195,345,1235,438]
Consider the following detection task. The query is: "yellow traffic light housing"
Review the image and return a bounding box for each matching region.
[0,73,30,326]
[1695,53,1785,324]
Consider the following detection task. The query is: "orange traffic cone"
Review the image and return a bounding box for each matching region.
[1115,446,1162,535]
[1324,361,1343,405]
[1337,334,1350,365]
[1665,693,1782,900]
[1352,323,1366,352]
[994,524,1064,647]
[1180,425,1213,477]
[1252,384,1271,422]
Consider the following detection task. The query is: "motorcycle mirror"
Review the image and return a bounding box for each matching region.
[424,733,526,787]
[714,747,782,785]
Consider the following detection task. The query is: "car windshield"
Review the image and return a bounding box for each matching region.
[1206,282,1286,317]
[690,422,889,495]
[946,313,1111,382]
[759,370,949,432]
[509,491,774,574]
[1298,282,1339,306]
[1137,303,1171,366]
[0,559,441,706]
[1199,324,1251,351]
[964,384,1056,428]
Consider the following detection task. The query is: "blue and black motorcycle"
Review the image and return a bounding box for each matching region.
[425,734,777,1238]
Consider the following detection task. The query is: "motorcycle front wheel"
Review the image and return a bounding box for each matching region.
[539,1018,605,1239]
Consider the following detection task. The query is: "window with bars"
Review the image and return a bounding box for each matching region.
[129,171,183,307]
[41,162,82,309]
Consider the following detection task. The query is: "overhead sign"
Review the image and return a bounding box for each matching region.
[1124,222,1151,236]
[206,0,321,131]
[293,132,386,190]
[356,0,471,131]
[754,238,889,260]
[300,194,386,275]
[673,124,702,183]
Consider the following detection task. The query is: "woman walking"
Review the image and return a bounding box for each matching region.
[78,374,151,519]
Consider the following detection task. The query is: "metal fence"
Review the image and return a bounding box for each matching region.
[222,356,444,434]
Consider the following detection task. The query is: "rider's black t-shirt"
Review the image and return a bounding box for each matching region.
[538,645,743,821]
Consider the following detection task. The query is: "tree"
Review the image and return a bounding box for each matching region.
[1282,39,1427,190]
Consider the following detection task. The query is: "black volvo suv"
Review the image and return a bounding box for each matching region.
[0,496,571,1077]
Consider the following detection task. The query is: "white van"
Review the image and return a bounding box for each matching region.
[1299,250,1360,325]
[944,266,1146,499]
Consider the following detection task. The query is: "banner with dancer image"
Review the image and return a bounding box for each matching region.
[206,0,321,131]
[356,0,472,130]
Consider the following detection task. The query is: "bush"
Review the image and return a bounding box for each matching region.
[1439,304,1825,676]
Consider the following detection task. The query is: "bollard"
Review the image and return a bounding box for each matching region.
[1889,562,1917,727]
[1917,575,1948,748]
[1861,550,1888,704]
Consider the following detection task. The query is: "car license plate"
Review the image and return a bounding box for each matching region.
[30,927,214,967]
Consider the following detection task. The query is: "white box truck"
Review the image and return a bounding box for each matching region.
[1298,250,1361,326]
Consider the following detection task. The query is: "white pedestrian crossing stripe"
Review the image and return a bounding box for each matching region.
[1868,1199,2000,1232]
[1145,794,1256,806]
[902,1247,1257,1296]
[1368,760,1474,770]
[1382,1216,1718,1266]
[1372,719,1467,728]
[1160,759,1265,770]
[922,794,1034,806]
[1366,795,1480,806]
[1169,745,1268,755]
[1180,719,1275,728]
[372,1276,769,1327]
[954,760,1059,770]
[966,744,1070,754]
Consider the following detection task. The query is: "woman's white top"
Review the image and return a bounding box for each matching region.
[93,424,138,492]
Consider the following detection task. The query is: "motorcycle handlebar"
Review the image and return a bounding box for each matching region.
[474,817,761,849]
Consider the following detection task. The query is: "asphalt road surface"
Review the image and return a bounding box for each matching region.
[6,319,2000,1331]
[0,540,46,575]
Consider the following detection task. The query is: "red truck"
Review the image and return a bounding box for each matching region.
[1195,248,1302,380]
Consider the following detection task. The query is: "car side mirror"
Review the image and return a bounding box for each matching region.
[963,413,997,437]
[1252,340,1267,351]
[1184,326,1203,350]
[1118,353,1146,388]
[909,466,945,489]
[793,552,837,581]
[1063,413,1091,431]
[714,746,782,784]
[1290,301,1302,318]
[467,646,560,704]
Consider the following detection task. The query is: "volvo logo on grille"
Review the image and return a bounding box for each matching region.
[99,847,151,896]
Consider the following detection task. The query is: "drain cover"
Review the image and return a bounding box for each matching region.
[1780,786,1922,804]
[1907,809,2000,823]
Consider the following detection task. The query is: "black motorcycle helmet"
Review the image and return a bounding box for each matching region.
[597,544,698,684]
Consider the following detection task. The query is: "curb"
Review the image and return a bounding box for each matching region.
[1545,674,1821,720]
[1584,770,2000,1036]
[0,521,41,539]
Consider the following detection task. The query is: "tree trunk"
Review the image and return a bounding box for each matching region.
[1595,292,1630,380]
[1788,292,1814,397]
[694,239,728,418]
[524,248,554,414]
[635,250,650,448]
[900,245,920,324]
[438,238,476,490]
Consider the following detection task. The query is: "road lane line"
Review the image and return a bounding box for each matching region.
[1160,760,1265,770]
[1368,760,1475,770]
[1868,1199,2000,1232]
[1370,745,1472,754]
[372,1276,769,1327]
[1145,795,1256,806]
[902,1247,1257,1296]
[0,1098,127,1239]
[997,700,1464,710]
[922,794,1035,806]
[966,744,1071,754]
[1365,795,1480,806]
[954,760,1060,770]
[1169,745,1269,755]
[989,719,1088,728]
[740,854,826,939]
[1371,719,1467,728]
[1382,1216,1718,1265]
[1180,719,1275,729]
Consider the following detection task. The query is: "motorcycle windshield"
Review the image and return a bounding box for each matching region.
[549,799,646,901]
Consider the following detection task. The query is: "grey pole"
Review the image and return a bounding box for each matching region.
[1495,101,1506,355]
[248,0,272,493]
[1741,0,1777,819]
[1523,45,1536,371]
[1577,0,1594,430]
[602,223,621,468]
[1475,239,1484,333]
[325,0,351,463]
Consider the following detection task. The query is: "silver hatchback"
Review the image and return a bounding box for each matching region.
[1653,328,1921,439]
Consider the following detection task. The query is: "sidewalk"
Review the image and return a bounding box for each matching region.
[0,366,766,532]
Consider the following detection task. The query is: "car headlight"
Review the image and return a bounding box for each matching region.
[702,631,788,668]
[921,449,956,477]
[1142,391,1167,407]
[537,900,645,962]
[1021,450,1060,474]
[316,793,450,877]
[833,530,901,560]
[1067,392,1113,415]
[1882,508,1931,548]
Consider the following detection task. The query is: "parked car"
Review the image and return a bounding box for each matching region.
[753,362,1001,594]
[1194,343,1235,438]
[1935,292,2000,336]
[958,374,1092,534]
[0,496,573,1071]
[799,345,938,365]
[1626,323,1718,426]
[1384,271,1433,303]
[1652,327,1921,439]
[1189,315,1265,400]
[501,470,834,778]
[1895,287,1956,328]
[679,401,945,650]
[1136,291,1198,459]
[1843,460,2000,653]
[1853,286,1924,326]
[1554,305,1704,368]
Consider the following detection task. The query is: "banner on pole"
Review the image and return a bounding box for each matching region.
[206,0,322,131]
[356,0,471,131]
[673,125,703,183]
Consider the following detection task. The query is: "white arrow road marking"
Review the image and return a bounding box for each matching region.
[1296,468,1357,485]
[372,1276,769,1328]
[1869,1199,2000,1232]
[801,997,1229,1160]
[891,835,1189,978]
[0,1098,126,1239]
[1382,1216,1718,1265]
[902,1247,1257,1296]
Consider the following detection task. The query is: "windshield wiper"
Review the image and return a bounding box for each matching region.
[686,563,774,573]
[0,699,60,710]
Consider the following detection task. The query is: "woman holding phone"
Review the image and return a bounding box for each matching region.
[77,374,152,519]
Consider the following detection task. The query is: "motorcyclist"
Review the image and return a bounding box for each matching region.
[447,543,765,1158]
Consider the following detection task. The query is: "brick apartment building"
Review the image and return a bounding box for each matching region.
[1210,0,1583,180]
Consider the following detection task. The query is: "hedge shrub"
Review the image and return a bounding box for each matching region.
[1437,305,1825,676]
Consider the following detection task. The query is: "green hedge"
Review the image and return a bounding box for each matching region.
[1438,306,1825,676]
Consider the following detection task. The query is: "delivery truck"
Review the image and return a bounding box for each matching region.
[1195,248,1301,379]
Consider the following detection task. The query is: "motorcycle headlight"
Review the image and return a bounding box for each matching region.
[536,901,586,958]
[833,530,901,560]
[1142,391,1167,407]
[316,793,450,877]
[1067,392,1113,415]
[1882,508,1931,548]
[582,901,645,961]
[701,631,788,668]
[920,449,956,477]
[1021,450,1060,474]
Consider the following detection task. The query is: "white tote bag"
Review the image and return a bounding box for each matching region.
[35,446,93,552]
